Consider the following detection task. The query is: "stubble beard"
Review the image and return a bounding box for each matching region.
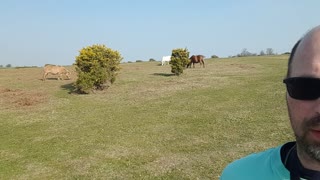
[295,116,320,163]
[296,133,320,162]
[287,97,320,163]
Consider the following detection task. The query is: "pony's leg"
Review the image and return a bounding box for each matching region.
[43,72,47,81]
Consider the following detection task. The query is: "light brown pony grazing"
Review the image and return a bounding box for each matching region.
[187,55,205,68]
[42,64,71,81]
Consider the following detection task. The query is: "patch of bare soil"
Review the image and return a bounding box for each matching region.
[0,87,47,110]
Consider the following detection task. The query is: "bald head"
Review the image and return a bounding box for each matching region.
[288,26,320,78]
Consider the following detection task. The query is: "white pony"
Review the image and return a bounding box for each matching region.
[161,56,171,66]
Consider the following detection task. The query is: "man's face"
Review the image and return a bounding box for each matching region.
[287,32,320,160]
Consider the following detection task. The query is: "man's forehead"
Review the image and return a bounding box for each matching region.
[291,58,320,77]
[291,28,320,73]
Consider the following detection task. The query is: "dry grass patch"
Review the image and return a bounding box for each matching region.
[145,154,189,176]
[0,86,47,110]
[14,163,57,180]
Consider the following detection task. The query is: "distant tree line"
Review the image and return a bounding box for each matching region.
[0,64,40,68]
[210,47,291,59]
[235,48,276,57]
[0,64,12,68]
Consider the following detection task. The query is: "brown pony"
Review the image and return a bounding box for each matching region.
[187,55,205,68]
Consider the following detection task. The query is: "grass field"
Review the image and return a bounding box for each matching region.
[0,55,294,179]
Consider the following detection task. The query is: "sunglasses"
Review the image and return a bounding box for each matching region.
[283,77,320,100]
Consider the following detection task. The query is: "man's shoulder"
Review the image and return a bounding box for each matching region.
[224,146,279,170]
[220,145,287,179]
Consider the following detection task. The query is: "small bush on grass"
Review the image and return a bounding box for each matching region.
[74,44,122,94]
[170,48,190,76]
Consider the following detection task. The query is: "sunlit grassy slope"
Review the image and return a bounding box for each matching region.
[0,55,293,179]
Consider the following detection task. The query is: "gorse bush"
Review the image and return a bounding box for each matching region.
[170,48,190,76]
[74,44,122,94]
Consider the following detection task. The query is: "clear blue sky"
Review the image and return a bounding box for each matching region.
[1,0,319,67]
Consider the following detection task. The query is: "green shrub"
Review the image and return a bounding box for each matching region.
[74,44,122,94]
[170,48,190,76]
[149,58,156,62]
[136,60,143,63]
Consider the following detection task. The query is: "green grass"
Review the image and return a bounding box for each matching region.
[0,55,293,179]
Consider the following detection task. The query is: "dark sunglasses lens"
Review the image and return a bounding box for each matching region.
[284,78,320,100]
